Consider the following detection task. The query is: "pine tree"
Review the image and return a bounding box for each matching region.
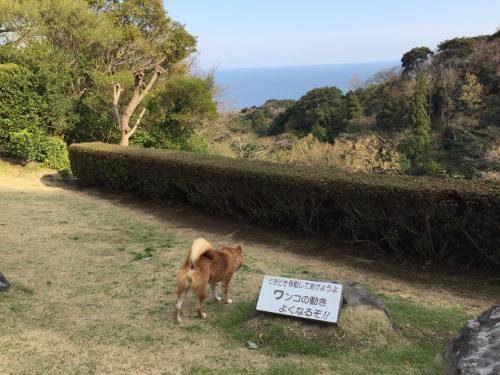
[344,91,363,120]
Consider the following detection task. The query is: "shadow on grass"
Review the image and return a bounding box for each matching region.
[40,173,78,190]
[48,179,500,304]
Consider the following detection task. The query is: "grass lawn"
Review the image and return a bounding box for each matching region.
[0,160,498,374]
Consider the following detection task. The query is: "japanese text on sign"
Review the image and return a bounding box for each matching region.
[256,275,343,324]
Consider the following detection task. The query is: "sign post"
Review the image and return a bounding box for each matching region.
[256,275,343,324]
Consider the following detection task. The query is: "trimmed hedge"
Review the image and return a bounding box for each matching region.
[69,142,500,268]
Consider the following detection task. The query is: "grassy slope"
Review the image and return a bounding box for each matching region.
[0,160,498,374]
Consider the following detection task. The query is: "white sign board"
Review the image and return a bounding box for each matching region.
[256,275,343,324]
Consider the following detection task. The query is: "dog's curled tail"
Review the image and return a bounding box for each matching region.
[189,237,213,269]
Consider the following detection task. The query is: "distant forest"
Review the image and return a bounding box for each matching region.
[229,31,499,178]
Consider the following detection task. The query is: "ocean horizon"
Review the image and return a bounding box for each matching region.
[215,61,399,110]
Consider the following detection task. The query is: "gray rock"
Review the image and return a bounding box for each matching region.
[443,305,500,375]
[0,273,10,292]
[246,340,258,349]
[340,281,388,315]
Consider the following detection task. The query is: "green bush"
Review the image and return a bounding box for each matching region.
[39,135,70,171]
[69,142,500,268]
[276,87,349,140]
[412,158,446,177]
[129,129,158,148]
[0,63,41,145]
[0,61,70,172]
[311,124,328,142]
[6,130,41,161]
[5,130,70,171]
[186,133,209,154]
[0,43,76,137]
[376,95,406,131]
[143,75,217,149]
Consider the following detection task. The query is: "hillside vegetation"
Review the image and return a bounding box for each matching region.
[1,1,497,180]
[202,32,500,179]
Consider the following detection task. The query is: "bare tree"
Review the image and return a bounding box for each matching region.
[112,59,166,146]
[438,66,459,124]
[349,74,362,91]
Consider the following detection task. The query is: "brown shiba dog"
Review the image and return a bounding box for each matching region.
[174,238,243,323]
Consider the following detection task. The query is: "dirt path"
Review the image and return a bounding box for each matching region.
[0,161,498,374]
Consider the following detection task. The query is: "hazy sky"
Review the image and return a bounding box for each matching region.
[166,1,499,69]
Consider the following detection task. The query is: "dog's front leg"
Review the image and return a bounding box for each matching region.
[210,282,222,302]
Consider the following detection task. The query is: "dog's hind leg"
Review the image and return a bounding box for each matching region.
[223,278,233,304]
[209,282,221,302]
[174,288,188,323]
[192,272,209,319]
[196,293,207,319]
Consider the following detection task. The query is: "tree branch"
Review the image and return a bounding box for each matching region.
[123,59,166,121]
[112,83,124,128]
[114,57,167,146]
[137,67,161,103]
[128,108,146,138]
[137,59,167,103]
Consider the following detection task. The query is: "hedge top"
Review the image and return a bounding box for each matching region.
[69,142,498,196]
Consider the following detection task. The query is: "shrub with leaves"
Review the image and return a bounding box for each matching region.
[376,95,406,131]
[0,63,41,146]
[6,130,70,171]
[0,43,76,137]
[137,75,217,151]
[272,87,350,141]
[39,135,71,171]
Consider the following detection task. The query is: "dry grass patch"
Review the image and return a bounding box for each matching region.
[340,306,396,346]
[277,133,403,173]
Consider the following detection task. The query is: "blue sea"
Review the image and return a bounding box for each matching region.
[215,61,398,109]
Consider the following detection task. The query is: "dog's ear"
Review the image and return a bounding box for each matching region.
[236,244,242,251]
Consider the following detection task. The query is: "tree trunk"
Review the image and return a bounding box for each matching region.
[119,113,132,146]
[120,128,131,146]
[112,60,165,146]
[118,107,145,146]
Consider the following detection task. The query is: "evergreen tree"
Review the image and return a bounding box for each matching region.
[376,95,404,130]
[401,47,433,75]
[407,75,431,164]
[437,37,474,59]
[344,91,363,120]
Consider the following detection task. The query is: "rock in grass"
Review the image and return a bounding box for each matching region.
[246,341,258,349]
[443,305,500,375]
[244,281,395,350]
[341,282,389,317]
[0,273,10,292]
